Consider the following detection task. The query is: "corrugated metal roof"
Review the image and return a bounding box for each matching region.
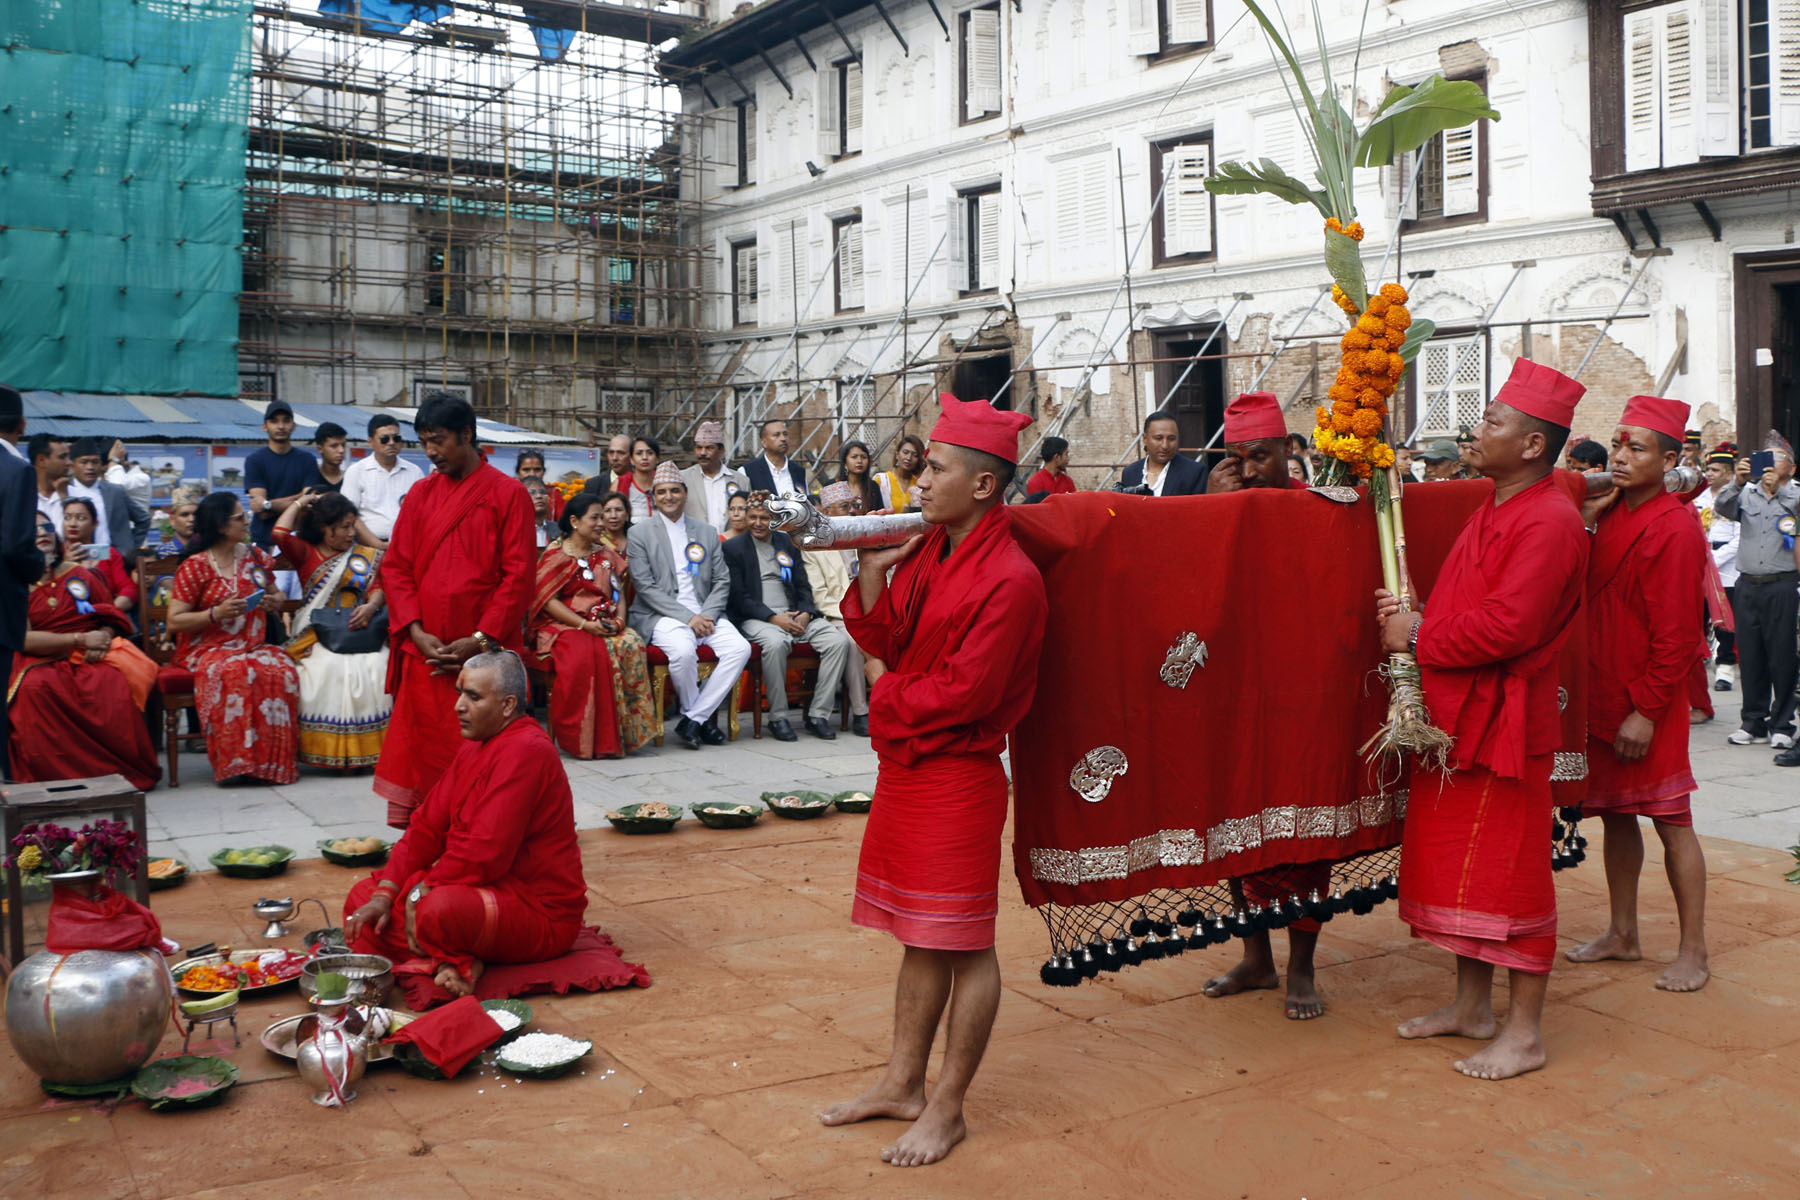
[19,392,577,445]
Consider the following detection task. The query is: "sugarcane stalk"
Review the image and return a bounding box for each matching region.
[1360,464,1452,775]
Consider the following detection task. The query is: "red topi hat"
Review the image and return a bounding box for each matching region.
[1495,358,1585,428]
[928,392,1034,465]
[1222,391,1287,443]
[1619,394,1690,443]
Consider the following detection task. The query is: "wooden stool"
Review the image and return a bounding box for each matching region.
[1,775,150,966]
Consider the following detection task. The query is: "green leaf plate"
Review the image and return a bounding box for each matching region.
[604,803,683,834]
[130,1055,240,1110]
[208,845,296,878]
[482,998,534,1046]
[831,790,873,814]
[761,790,833,820]
[691,800,765,829]
[494,1037,593,1080]
[318,837,392,867]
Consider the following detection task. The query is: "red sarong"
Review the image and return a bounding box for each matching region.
[1400,757,1558,974]
[374,463,537,825]
[843,505,1047,951]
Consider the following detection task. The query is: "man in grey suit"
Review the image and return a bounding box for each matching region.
[0,386,46,779]
[680,420,749,529]
[625,461,752,750]
[69,437,148,563]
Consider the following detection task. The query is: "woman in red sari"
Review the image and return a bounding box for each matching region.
[9,513,160,789]
[528,492,655,758]
[61,497,138,613]
[165,493,301,785]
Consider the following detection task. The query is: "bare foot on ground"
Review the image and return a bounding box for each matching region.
[1454,1033,1545,1081]
[1655,952,1710,992]
[820,1083,926,1126]
[434,959,483,997]
[1202,959,1280,998]
[881,1107,967,1167]
[1285,976,1325,1020]
[1397,1002,1497,1041]
[1565,931,1642,963]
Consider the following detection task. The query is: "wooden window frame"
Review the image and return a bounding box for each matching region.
[959,183,1001,296]
[730,238,757,328]
[833,214,865,314]
[1398,70,1489,235]
[1150,133,1217,267]
[734,98,755,188]
[1153,0,1213,63]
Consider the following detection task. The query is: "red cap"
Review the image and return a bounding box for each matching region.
[1495,358,1585,428]
[928,393,1034,465]
[1619,394,1690,443]
[1222,392,1286,443]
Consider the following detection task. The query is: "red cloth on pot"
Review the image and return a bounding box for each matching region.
[44,882,163,953]
[386,995,501,1077]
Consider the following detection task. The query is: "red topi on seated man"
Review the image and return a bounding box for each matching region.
[344,651,587,998]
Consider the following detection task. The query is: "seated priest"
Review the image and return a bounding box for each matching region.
[343,650,587,998]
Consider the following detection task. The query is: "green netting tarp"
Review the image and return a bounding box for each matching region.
[0,0,250,395]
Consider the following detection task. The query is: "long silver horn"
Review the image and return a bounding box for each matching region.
[764,497,930,549]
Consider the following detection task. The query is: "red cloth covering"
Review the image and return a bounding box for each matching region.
[1025,469,1077,497]
[45,881,163,953]
[1400,759,1559,974]
[389,926,651,1011]
[386,995,501,1077]
[9,568,159,790]
[350,718,586,981]
[842,504,1047,949]
[1584,490,1706,824]
[1003,478,1591,911]
[373,463,536,824]
[928,394,1035,464]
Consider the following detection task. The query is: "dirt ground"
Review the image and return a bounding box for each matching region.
[3,810,1798,1200]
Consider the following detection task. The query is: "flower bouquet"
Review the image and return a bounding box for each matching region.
[1204,0,1500,771]
[5,821,161,953]
[5,819,144,885]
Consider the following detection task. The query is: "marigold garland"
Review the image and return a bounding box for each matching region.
[1315,261,1410,480]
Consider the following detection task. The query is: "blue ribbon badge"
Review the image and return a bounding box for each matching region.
[249,565,269,590]
[775,549,793,583]
[349,554,370,578]
[684,541,706,577]
[65,575,94,615]
[1780,513,1796,552]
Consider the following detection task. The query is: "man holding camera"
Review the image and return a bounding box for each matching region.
[1714,439,1799,756]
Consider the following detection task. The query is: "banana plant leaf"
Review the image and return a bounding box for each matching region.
[1204,158,1331,216]
[1323,228,1367,313]
[1354,76,1500,168]
[1397,317,1438,364]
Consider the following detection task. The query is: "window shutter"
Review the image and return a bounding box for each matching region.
[771,233,792,323]
[839,222,864,309]
[754,245,770,321]
[1660,3,1699,167]
[1622,9,1662,171]
[1163,141,1213,256]
[844,61,864,154]
[943,196,967,292]
[818,68,840,160]
[1439,125,1479,215]
[1695,0,1739,155]
[1053,160,1082,254]
[1168,0,1209,45]
[887,194,925,306]
[966,9,1001,119]
[701,246,719,327]
[712,107,737,181]
[976,192,1000,290]
[1125,0,1159,55]
[1081,156,1112,271]
[734,244,758,324]
[1773,0,1800,146]
[742,102,758,179]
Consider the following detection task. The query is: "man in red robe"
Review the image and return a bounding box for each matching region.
[345,651,586,997]
[1201,391,1330,1019]
[821,394,1046,1167]
[374,393,536,827]
[1375,358,1589,1081]
[1566,395,1711,992]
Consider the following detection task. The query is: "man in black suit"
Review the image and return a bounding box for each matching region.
[0,386,46,779]
[579,433,633,497]
[1119,410,1205,495]
[722,493,851,742]
[741,418,808,499]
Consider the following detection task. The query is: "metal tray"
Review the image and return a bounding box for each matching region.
[172,949,310,997]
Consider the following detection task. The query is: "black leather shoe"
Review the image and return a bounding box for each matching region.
[852,715,869,737]
[1776,744,1800,767]
[674,717,702,750]
[768,718,798,742]
[804,715,837,740]
[1714,678,1732,691]
[699,718,727,746]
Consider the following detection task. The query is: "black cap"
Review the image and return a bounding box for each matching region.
[264,400,293,421]
[0,384,21,422]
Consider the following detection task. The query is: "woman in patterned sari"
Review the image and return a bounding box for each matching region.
[528,492,655,759]
[274,491,391,770]
[165,492,300,784]
[9,513,160,789]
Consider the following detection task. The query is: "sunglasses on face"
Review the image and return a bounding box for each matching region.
[375,435,401,444]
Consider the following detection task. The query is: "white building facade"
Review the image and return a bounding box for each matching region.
[663,0,1800,482]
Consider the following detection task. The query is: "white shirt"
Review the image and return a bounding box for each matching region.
[339,454,424,540]
[36,489,63,532]
[0,438,23,460]
[1145,460,1169,497]
[1695,487,1740,588]
[763,454,804,499]
[697,467,734,529]
[105,460,153,509]
[67,479,111,546]
[661,512,701,611]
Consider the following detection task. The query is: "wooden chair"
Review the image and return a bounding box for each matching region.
[645,643,749,747]
[137,552,302,788]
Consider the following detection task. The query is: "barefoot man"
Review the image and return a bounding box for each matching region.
[1374,359,1589,1080]
[822,394,1047,1166]
[1203,391,1329,1020]
[343,651,586,997]
[1566,395,1711,992]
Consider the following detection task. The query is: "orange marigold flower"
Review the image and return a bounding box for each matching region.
[1356,387,1385,408]
[1385,308,1412,333]
[1353,460,1373,478]
[1379,282,1408,304]
[1331,285,1359,317]
[1345,221,1365,241]
[1315,406,1331,427]
[1367,295,1390,318]
[1332,400,1356,420]
[1370,444,1396,469]
[1327,383,1356,404]
[1342,330,1373,352]
[1370,337,1391,353]
[1363,350,1389,373]
[1351,408,1384,438]
[1331,413,1354,434]
[1356,313,1386,336]
[1388,352,1405,376]
[1325,217,1343,234]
